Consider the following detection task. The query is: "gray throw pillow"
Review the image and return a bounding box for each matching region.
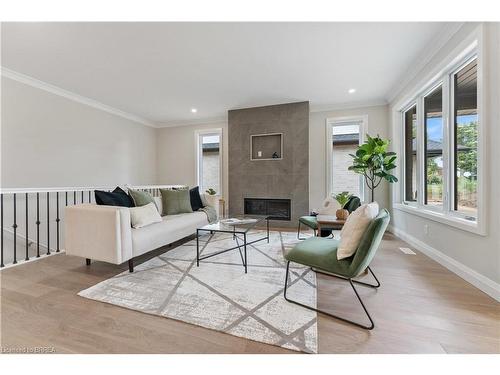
[160,188,193,215]
[128,189,156,208]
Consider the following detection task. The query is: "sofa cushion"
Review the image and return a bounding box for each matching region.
[189,186,204,211]
[337,202,379,260]
[129,202,162,229]
[95,187,134,207]
[131,211,208,256]
[153,197,163,215]
[160,188,193,215]
[128,189,156,209]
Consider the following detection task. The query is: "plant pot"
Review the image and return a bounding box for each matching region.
[336,208,349,220]
[205,194,218,208]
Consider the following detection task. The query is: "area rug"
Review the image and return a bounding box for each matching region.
[78,230,318,353]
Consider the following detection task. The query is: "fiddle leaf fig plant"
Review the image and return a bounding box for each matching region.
[348,134,398,203]
[333,191,352,209]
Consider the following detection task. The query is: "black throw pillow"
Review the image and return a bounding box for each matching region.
[189,186,204,211]
[113,187,135,207]
[95,187,135,207]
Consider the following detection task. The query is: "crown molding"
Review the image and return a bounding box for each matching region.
[1,67,157,128]
[385,22,465,104]
[309,99,388,113]
[156,116,228,128]
[158,100,389,127]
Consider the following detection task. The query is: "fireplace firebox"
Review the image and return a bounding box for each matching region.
[244,198,291,221]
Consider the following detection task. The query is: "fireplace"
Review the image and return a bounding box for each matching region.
[244,198,291,221]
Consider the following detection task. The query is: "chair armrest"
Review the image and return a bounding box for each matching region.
[64,204,133,264]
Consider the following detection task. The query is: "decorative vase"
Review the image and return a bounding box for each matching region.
[205,194,218,208]
[336,208,349,220]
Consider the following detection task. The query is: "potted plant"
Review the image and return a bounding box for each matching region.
[333,191,352,220]
[348,134,398,203]
[205,188,218,207]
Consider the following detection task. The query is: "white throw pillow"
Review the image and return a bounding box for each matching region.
[337,202,379,260]
[317,196,341,215]
[129,202,162,229]
[153,196,163,215]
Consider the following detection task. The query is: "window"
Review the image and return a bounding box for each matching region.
[398,48,481,231]
[326,116,366,200]
[453,59,478,218]
[424,85,444,207]
[403,105,417,202]
[196,129,222,196]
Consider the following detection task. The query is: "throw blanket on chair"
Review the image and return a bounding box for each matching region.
[200,206,218,223]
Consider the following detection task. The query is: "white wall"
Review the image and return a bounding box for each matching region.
[389,23,500,288]
[309,105,390,211]
[156,122,229,198]
[1,76,157,188]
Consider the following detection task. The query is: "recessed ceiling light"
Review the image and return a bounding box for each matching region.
[191,108,198,113]
[348,88,356,94]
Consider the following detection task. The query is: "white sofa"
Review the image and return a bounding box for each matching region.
[64,196,215,272]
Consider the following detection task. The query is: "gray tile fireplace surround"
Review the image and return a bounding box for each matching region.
[228,101,309,228]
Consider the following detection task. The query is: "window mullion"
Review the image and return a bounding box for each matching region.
[442,75,451,214]
[416,96,425,208]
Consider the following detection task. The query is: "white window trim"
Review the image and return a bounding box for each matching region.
[195,128,223,197]
[401,102,418,207]
[325,115,368,203]
[392,25,486,236]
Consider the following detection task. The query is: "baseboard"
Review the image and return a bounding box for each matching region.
[0,250,65,271]
[2,227,51,251]
[387,224,500,302]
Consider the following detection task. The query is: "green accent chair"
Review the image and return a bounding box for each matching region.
[297,196,361,240]
[285,209,390,330]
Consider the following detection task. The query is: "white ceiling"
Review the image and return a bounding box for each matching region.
[1,22,455,126]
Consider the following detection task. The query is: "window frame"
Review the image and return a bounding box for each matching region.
[325,115,368,203]
[195,128,223,197]
[393,29,485,236]
[401,102,418,205]
[422,81,445,211]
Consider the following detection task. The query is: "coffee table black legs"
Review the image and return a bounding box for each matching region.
[244,232,247,273]
[266,218,270,243]
[196,229,200,267]
[196,218,270,273]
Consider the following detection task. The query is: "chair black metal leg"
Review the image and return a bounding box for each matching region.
[297,222,311,240]
[85,258,91,266]
[283,261,375,330]
[314,266,380,289]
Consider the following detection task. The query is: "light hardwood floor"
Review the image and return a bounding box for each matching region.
[1,231,499,354]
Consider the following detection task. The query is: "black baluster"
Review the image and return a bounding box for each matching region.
[25,193,29,261]
[56,192,60,252]
[13,193,17,264]
[1,194,4,268]
[88,190,91,203]
[81,191,84,203]
[36,192,40,258]
[46,192,50,255]
[73,191,76,205]
[65,191,68,206]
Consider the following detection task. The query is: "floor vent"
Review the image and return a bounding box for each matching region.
[399,247,416,255]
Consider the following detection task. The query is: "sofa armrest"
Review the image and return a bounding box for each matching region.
[64,204,133,264]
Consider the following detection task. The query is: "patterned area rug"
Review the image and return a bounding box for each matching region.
[79,230,318,353]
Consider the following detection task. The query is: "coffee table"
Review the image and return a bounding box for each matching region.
[196,215,270,273]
